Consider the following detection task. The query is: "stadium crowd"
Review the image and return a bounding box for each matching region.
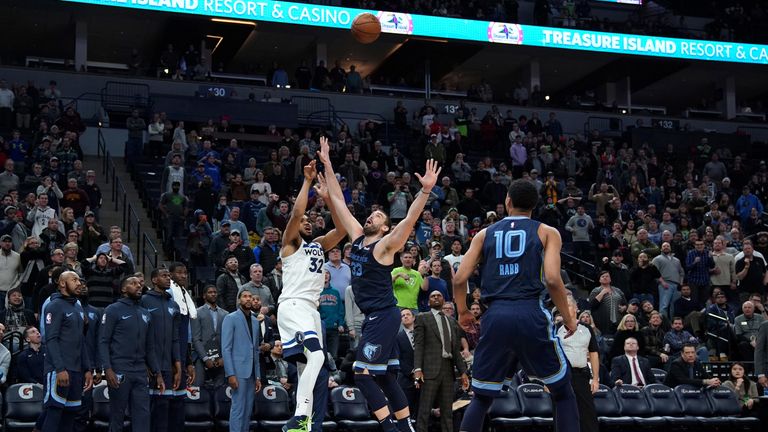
[1,69,768,430]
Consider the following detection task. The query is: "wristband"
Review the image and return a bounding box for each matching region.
[420,188,431,195]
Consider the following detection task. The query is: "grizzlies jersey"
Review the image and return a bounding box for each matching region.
[480,216,546,302]
[280,240,326,306]
[349,236,397,314]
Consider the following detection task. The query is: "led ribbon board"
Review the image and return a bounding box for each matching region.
[61,0,768,64]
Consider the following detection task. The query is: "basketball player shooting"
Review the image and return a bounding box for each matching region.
[317,136,440,432]
[279,160,347,432]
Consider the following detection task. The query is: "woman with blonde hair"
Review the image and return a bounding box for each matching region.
[608,313,644,361]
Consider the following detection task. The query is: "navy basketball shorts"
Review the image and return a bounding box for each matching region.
[353,306,401,375]
[44,370,84,409]
[471,299,570,396]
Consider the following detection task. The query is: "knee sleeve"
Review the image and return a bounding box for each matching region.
[355,373,389,412]
[374,372,409,412]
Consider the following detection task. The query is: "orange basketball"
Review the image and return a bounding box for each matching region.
[351,13,381,44]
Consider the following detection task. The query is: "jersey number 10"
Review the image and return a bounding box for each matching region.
[494,230,526,259]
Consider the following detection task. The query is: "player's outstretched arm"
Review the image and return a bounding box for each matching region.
[380,159,441,254]
[314,172,348,251]
[317,136,363,240]
[282,160,317,254]
[541,225,577,334]
[453,229,485,329]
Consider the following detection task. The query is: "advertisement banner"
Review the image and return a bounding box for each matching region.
[60,0,768,65]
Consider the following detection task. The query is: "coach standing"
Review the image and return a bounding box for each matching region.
[557,296,599,432]
[222,290,262,432]
[100,276,163,432]
[413,291,468,432]
[42,270,93,432]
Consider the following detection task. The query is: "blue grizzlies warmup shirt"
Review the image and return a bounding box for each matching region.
[480,216,546,302]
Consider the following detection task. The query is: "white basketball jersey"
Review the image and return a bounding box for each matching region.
[280,240,326,306]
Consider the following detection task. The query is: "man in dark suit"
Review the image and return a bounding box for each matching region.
[413,291,468,432]
[757,320,768,390]
[610,337,656,387]
[192,285,228,387]
[665,344,721,388]
[396,309,418,418]
[251,293,274,385]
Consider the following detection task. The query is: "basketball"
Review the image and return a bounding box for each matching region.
[351,13,381,44]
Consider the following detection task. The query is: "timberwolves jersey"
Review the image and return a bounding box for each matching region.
[480,216,546,302]
[280,240,326,306]
[349,235,397,314]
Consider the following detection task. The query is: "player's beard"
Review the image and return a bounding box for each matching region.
[363,223,379,236]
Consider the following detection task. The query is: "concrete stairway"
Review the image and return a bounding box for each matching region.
[89,155,163,277]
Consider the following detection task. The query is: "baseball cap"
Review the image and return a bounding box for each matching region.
[50,156,59,162]
[230,231,241,236]
[430,241,442,248]
[84,210,95,217]
[628,298,640,306]
[4,206,17,214]
[221,220,231,227]
[613,250,623,257]
[0,234,11,242]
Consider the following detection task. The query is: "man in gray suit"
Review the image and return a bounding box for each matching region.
[222,290,262,432]
[756,319,768,390]
[413,291,468,432]
[192,285,228,387]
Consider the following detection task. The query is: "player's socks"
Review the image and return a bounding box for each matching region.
[396,417,415,432]
[294,349,325,417]
[378,416,398,432]
[459,394,493,432]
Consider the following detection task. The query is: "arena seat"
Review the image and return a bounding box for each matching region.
[183,386,214,431]
[642,383,695,426]
[592,384,634,427]
[487,387,533,429]
[515,383,553,427]
[650,368,667,383]
[330,386,379,431]
[255,384,292,431]
[612,384,665,426]
[704,386,760,429]
[90,382,130,431]
[4,383,44,431]
[671,384,711,426]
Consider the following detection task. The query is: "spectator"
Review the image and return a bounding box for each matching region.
[392,251,424,311]
[240,264,274,313]
[59,178,90,219]
[735,241,768,301]
[221,231,254,278]
[588,271,626,335]
[665,344,721,388]
[652,243,685,319]
[82,252,129,308]
[685,239,715,303]
[706,291,735,358]
[323,245,351,300]
[608,314,644,362]
[733,301,764,361]
[0,324,9,384]
[641,311,670,369]
[159,180,188,255]
[609,335,654,387]
[216,255,247,311]
[0,160,19,197]
[16,326,44,384]
[631,229,660,260]
[0,286,35,334]
[565,205,594,262]
[319,270,345,359]
[0,234,21,296]
[722,362,759,412]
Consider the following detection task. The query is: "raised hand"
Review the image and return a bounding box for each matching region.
[303,160,317,182]
[415,159,441,192]
[315,172,330,200]
[318,136,331,164]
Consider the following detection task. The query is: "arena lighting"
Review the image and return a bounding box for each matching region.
[544,95,550,101]
[60,0,768,64]
[211,17,256,26]
[206,34,224,53]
